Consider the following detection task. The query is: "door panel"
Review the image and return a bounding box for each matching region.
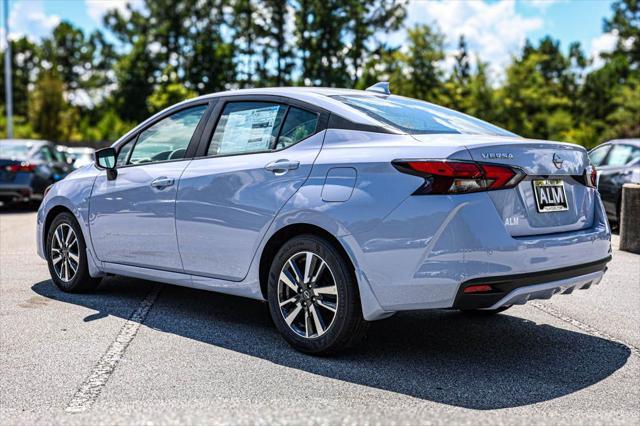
[90,161,190,270]
[88,104,209,269]
[176,131,325,280]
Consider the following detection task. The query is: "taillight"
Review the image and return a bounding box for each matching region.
[585,165,598,188]
[5,162,37,173]
[393,160,525,195]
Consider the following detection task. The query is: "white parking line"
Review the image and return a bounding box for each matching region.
[531,301,640,357]
[65,285,162,413]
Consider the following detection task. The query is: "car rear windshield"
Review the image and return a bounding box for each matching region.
[332,95,516,137]
[0,143,31,159]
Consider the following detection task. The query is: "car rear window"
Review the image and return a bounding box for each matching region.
[332,95,516,137]
[0,143,31,159]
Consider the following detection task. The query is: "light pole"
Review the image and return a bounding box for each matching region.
[3,0,13,139]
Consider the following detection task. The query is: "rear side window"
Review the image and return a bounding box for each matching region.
[332,94,515,137]
[277,107,319,149]
[128,105,207,165]
[209,102,287,156]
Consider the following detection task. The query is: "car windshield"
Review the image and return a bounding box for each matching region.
[332,94,517,137]
[0,143,32,159]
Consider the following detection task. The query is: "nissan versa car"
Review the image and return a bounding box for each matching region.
[37,85,611,354]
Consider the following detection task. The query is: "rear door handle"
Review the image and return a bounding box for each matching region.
[150,177,175,188]
[265,160,300,173]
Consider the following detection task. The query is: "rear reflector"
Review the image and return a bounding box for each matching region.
[393,160,524,195]
[463,284,493,294]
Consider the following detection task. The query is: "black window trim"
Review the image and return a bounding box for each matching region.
[193,94,329,160]
[112,100,216,170]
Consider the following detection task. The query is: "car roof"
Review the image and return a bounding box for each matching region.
[66,147,94,153]
[602,139,640,147]
[0,139,50,146]
[110,87,398,147]
[193,87,387,127]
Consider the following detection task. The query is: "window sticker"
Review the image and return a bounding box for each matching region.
[219,105,280,153]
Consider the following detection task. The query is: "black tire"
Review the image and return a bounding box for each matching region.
[46,212,102,293]
[460,305,512,316]
[267,234,368,355]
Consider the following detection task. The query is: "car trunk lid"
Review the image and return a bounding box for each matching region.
[411,134,596,237]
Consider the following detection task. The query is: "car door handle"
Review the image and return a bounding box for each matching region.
[265,160,300,173]
[150,177,175,188]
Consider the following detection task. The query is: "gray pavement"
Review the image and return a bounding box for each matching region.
[1,209,638,425]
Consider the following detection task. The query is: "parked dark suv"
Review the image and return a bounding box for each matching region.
[0,139,72,205]
[589,139,640,224]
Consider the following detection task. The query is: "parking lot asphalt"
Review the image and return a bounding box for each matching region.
[1,209,638,425]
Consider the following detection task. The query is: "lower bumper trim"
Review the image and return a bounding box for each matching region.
[453,256,611,310]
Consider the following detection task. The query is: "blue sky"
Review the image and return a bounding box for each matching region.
[2,0,618,73]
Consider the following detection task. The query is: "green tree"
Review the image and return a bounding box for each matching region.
[40,22,115,100]
[147,66,198,113]
[443,35,472,111]
[0,37,40,117]
[295,0,406,87]
[604,0,640,67]
[257,0,295,85]
[467,59,499,123]
[104,0,234,118]
[28,70,69,141]
[401,24,445,101]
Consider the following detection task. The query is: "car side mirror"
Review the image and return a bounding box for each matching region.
[94,147,118,181]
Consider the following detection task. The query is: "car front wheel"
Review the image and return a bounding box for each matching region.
[46,212,101,293]
[267,235,368,355]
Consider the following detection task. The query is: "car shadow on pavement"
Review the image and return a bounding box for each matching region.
[32,276,631,410]
[0,203,39,213]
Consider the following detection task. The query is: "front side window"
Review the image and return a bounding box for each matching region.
[116,139,134,166]
[36,146,55,162]
[128,105,207,165]
[208,102,287,156]
[276,107,319,149]
[333,94,516,137]
[589,145,610,166]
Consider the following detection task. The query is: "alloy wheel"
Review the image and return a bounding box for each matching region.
[50,223,79,283]
[277,251,338,338]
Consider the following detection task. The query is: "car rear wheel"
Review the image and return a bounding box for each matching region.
[267,235,368,355]
[46,212,102,293]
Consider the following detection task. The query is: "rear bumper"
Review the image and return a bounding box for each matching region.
[345,190,611,318]
[453,256,610,310]
[0,184,34,202]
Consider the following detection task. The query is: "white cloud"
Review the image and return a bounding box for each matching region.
[84,0,143,23]
[589,30,618,69]
[2,0,60,47]
[402,0,543,77]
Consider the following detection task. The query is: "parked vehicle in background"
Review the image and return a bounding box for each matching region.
[37,87,610,354]
[0,139,72,205]
[54,145,75,174]
[65,147,95,168]
[589,139,640,224]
